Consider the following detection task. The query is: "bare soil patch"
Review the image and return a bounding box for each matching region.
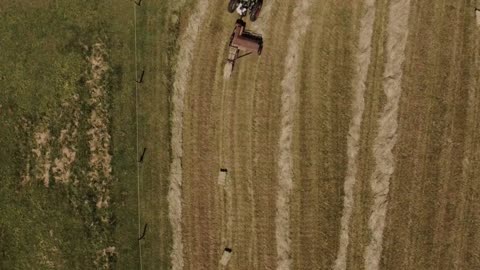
[85,42,113,213]
[52,94,80,184]
[32,126,52,187]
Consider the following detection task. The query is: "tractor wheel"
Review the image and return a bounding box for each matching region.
[250,0,263,21]
[228,0,239,13]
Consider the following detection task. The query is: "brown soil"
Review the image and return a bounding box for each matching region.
[32,127,52,187]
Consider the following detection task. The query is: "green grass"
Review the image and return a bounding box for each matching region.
[0,1,179,269]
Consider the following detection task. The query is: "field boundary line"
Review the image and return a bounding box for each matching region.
[276,1,312,269]
[364,0,411,269]
[333,1,377,269]
[133,3,143,270]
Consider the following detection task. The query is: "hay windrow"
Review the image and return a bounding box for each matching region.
[364,1,411,269]
[167,1,210,269]
[334,1,377,269]
[276,1,312,269]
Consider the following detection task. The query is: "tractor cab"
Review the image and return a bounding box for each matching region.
[227,0,263,21]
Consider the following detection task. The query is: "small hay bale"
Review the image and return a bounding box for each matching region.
[476,9,480,26]
[218,169,228,186]
[219,248,232,266]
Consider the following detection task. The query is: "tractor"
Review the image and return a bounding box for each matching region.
[227,0,263,21]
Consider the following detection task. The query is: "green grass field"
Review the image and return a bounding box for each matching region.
[0,1,179,269]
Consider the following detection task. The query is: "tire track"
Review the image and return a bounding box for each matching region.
[448,9,480,268]
[167,1,209,269]
[276,1,312,269]
[226,4,279,266]
[224,64,256,269]
[226,1,295,268]
[333,1,376,269]
[248,1,289,264]
[181,2,232,268]
[363,0,411,269]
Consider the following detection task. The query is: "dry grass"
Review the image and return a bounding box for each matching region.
[52,95,80,185]
[364,0,411,269]
[94,246,117,270]
[32,126,52,187]
[85,42,113,213]
[276,1,312,269]
[27,95,81,188]
[334,1,376,269]
[166,0,480,269]
[378,1,480,269]
[168,0,210,269]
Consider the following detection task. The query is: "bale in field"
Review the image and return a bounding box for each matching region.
[219,248,232,267]
[476,7,480,27]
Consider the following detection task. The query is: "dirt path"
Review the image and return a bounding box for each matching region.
[276,1,311,269]
[167,1,210,269]
[363,0,411,269]
[333,1,376,269]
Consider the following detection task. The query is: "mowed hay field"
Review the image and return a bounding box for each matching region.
[1,0,479,270]
[171,0,480,270]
